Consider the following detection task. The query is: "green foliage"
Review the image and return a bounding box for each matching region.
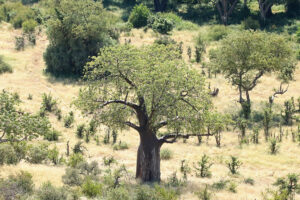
[113,141,129,150]
[212,179,229,191]
[228,182,237,193]
[226,156,242,174]
[283,97,296,125]
[62,168,83,186]
[197,185,212,200]
[296,27,300,43]
[68,153,85,168]
[242,17,260,30]
[44,0,119,76]
[47,146,60,165]
[0,2,35,29]
[106,187,130,200]
[128,4,150,28]
[0,56,12,74]
[269,138,279,154]
[15,36,25,51]
[135,185,178,200]
[154,36,176,45]
[21,0,39,5]
[244,177,255,185]
[147,13,174,34]
[76,44,210,138]
[195,34,206,63]
[0,91,52,144]
[0,143,18,165]
[37,182,68,200]
[81,178,103,198]
[180,160,191,181]
[41,93,57,113]
[27,144,49,164]
[112,130,118,144]
[44,129,60,141]
[73,142,86,154]
[64,111,74,128]
[273,173,300,200]
[0,171,34,200]
[207,25,228,41]
[194,154,213,178]
[76,124,85,139]
[22,19,37,33]
[160,148,173,160]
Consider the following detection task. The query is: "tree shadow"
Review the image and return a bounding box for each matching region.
[44,71,83,86]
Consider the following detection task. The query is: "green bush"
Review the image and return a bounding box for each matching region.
[0,143,19,165]
[76,124,85,139]
[37,182,68,200]
[44,129,60,141]
[0,171,34,200]
[160,148,173,160]
[81,178,103,198]
[22,19,37,33]
[21,0,39,5]
[207,25,229,41]
[244,177,255,185]
[113,141,129,150]
[62,168,83,186]
[0,56,12,74]
[296,27,300,43]
[197,185,212,200]
[128,4,150,28]
[41,93,57,113]
[226,156,242,174]
[26,144,49,164]
[15,36,25,51]
[242,17,260,30]
[0,2,35,29]
[154,36,176,45]
[148,14,174,34]
[135,185,178,200]
[68,153,85,168]
[106,187,130,200]
[64,111,74,128]
[44,0,118,77]
[212,179,229,191]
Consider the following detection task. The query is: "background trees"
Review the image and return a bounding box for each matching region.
[44,0,119,77]
[210,31,296,119]
[76,44,211,182]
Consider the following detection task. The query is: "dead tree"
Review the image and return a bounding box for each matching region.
[269,83,289,105]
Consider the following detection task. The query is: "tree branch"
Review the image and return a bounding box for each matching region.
[158,133,213,145]
[125,121,140,131]
[96,100,139,111]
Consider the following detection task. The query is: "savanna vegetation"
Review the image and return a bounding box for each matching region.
[0,0,300,199]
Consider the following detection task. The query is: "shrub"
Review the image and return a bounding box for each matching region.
[207,25,228,41]
[44,0,118,77]
[226,156,242,174]
[62,168,83,186]
[47,146,60,165]
[37,182,68,200]
[0,143,19,165]
[195,34,206,63]
[273,173,299,199]
[21,0,39,5]
[76,124,85,139]
[26,144,48,164]
[212,179,228,191]
[269,138,279,155]
[113,141,129,150]
[242,17,260,30]
[128,4,150,28]
[147,14,174,34]
[296,27,300,43]
[68,153,85,168]
[154,184,178,200]
[44,129,60,141]
[22,19,37,33]
[197,185,212,200]
[81,178,103,198]
[154,36,176,46]
[244,177,255,185]
[64,111,74,128]
[228,182,237,193]
[15,36,25,51]
[194,154,213,178]
[41,93,57,112]
[0,171,34,200]
[106,187,130,200]
[160,148,173,160]
[0,56,12,74]
[27,32,36,46]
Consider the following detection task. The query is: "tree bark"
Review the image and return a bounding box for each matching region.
[136,130,161,182]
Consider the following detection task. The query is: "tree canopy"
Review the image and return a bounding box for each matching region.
[76,44,211,182]
[0,91,51,143]
[44,0,119,77]
[209,30,296,119]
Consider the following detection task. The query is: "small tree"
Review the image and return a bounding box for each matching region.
[226,156,242,174]
[76,44,211,182]
[210,31,296,119]
[194,154,213,178]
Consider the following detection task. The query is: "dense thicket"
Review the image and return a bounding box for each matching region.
[44,0,119,77]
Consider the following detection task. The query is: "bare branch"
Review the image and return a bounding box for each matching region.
[96,100,139,111]
[269,83,289,104]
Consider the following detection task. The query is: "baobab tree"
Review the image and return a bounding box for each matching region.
[76,44,212,182]
[209,31,296,119]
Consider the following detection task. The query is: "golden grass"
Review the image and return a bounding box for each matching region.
[0,22,300,199]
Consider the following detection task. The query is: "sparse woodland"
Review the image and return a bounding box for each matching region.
[0,0,300,199]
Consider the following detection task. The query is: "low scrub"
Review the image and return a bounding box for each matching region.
[0,56,12,74]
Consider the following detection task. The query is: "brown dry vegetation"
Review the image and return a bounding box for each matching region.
[0,22,300,199]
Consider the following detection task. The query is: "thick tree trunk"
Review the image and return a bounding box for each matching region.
[136,130,161,182]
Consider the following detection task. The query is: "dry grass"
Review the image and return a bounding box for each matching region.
[0,22,300,199]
